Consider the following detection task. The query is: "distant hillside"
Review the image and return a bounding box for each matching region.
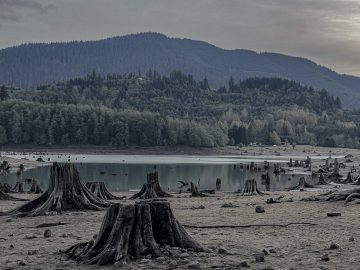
[0,32,359,107]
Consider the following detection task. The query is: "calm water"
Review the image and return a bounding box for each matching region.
[0,154,327,193]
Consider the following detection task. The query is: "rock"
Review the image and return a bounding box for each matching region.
[269,248,277,254]
[221,203,238,208]
[9,244,14,250]
[255,205,265,213]
[255,251,265,262]
[18,261,26,266]
[329,241,339,250]
[24,234,37,239]
[349,236,355,242]
[27,250,38,255]
[180,252,190,258]
[169,260,178,269]
[44,229,52,238]
[6,218,12,222]
[218,246,229,254]
[321,254,330,261]
[239,261,250,267]
[188,261,200,269]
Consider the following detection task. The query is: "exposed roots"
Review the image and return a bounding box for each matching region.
[130,172,171,200]
[240,179,264,196]
[86,182,125,200]
[65,199,203,265]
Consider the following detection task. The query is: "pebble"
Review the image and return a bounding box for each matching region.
[188,261,200,269]
[255,205,265,213]
[218,246,229,254]
[321,254,330,261]
[240,261,250,267]
[24,234,37,239]
[349,236,355,242]
[18,261,26,266]
[6,218,12,222]
[9,244,14,250]
[44,229,52,238]
[262,249,269,255]
[168,260,178,269]
[269,248,277,254]
[180,252,190,258]
[255,251,265,262]
[329,241,339,250]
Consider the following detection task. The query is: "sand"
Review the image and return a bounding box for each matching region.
[0,189,359,270]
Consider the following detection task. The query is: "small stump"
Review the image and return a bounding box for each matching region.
[28,180,43,194]
[130,172,171,199]
[86,181,124,200]
[65,199,203,265]
[241,179,264,196]
[12,182,24,193]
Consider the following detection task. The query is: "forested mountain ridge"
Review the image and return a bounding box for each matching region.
[1,72,359,149]
[0,32,359,108]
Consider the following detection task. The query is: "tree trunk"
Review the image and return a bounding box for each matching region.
[190,182,207,197]
[86,181,124,200]
[12,182,24,193]
[28,180,43,194]
[216,178,221,191]
[241,179,264,196]
[65,199,203,265]
[288,177,314,191]
[130,172,171,200]
[4,163,109,217]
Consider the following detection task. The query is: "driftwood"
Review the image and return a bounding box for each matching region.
[130,172,171,200]
[183,222,317,229]
[12,182,24,193]
[216,178,221,191]
[86,181,124,200]
[288,177,314,191]
[190,182,208,197]
[240,179,264,196]
[65,199,203,265]
[318,187,360,205]
[29,180,43,194]
[4,163,109,217]
[35,222,68,228]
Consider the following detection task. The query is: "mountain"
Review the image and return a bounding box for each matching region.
[0,32,359,108]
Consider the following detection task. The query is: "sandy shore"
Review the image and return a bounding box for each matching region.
[0,189,359,270]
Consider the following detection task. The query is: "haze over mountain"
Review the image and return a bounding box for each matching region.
[0,32,359,108]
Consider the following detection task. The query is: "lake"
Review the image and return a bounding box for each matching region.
[1,154,334,193]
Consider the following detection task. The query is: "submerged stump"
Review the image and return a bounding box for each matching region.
[28,180,43,194]
[241,179,264,196]
[65,199,203,265]
[130,172,171,200]
[4,163,109,217]
[216,178,221,191]
[12,182,24,193]
[86,181,124,200]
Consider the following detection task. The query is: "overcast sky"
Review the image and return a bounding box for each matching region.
[0,0,359,76]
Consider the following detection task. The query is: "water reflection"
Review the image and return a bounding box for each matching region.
[0,162,314,193]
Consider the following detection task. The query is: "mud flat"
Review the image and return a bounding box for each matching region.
[0,189,359,270]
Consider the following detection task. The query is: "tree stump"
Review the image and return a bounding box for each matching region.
[317,173,328,185]
[190,182,208,197]
[241,179,264,196]
[86,181,124,200]
[12,182,24,193]
[288,177,314,191]
[0,186,28,201]
[65,199,203,265]
[130,172,171,200]
[0,183,12,193]
[4,163,109,217]
[215,178,221,191]
[28,180,43,194]
[261,173,271,191]
[342,172,353,184]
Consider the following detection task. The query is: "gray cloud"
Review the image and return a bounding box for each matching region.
[0,0,359,75]
[0,0,55,22]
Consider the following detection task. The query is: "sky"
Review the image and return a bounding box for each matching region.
[0,0,359,76]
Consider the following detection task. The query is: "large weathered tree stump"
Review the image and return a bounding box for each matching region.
[28,180,43,194]
[241,179,264,196]
[12,182,24,193]
[4,163,109,217]
[288,177,314,191]
[86,181,124,200]
[130,172,171,200]
[65,199,203,265]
